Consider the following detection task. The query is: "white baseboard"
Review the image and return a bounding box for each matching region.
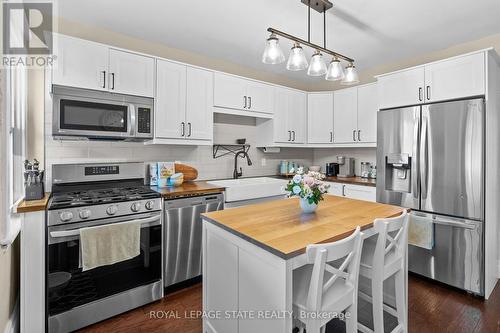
[3,296,19,333]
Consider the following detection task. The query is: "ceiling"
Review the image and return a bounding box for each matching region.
[57,0,500,83]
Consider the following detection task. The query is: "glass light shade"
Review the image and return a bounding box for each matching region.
[286,44,308,71]
[262,35,285,64]
[325,58,345,81]
[341,64,360,85]
[307,51,327,76]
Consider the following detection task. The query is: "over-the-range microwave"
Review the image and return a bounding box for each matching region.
[52,86,153,141]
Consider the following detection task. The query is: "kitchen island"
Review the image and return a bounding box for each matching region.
[202,195,408,333]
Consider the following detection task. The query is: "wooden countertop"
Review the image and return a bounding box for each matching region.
[151,181,225,199]
[324,176,377,187]
[202,196,407,259]
[16,193,50,213]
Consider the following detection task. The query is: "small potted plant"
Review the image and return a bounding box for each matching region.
[285,167,330,213]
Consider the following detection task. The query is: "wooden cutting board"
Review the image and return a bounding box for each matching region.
[175,163,198,181]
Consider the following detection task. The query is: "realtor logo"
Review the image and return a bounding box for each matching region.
[3,2,53,55]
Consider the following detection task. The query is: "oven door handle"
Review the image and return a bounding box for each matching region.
[49,215,160,239]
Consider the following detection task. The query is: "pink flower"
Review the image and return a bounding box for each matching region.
[303,176,314,186]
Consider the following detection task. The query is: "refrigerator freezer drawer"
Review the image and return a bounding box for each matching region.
[408,212,484,295]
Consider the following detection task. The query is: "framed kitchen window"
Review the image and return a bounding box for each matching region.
[0,64,27,247]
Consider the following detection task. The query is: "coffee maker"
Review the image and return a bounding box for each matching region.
[337,156,355,178]
[325,163,339,177]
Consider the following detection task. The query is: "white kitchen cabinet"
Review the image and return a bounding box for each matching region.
[214,72,274,114]
[108,49,155,97]
[186,67,213,140]
[273,87,306,144]
[334,87,358,143]
[327,182,376,202]
[424,52,485,103]
[357,83,378,143]
[377,67,425,109]
[155,60,187,139]
[155,60,213,143]
[52,34,109,91]
[307,93,334,144]
[53,34,154,97]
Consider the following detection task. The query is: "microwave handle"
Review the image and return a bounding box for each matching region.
[49,215,160,239]
[128,104,136,136]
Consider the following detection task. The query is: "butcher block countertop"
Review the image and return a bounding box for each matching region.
[16,193,50,213]
[202,196,407,259]
[324,176,376,187]
[151,181,224,199]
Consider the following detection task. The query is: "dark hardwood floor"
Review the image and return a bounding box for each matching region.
[77,275,500,333]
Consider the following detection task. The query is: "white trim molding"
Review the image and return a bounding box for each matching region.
[3,296,19,333]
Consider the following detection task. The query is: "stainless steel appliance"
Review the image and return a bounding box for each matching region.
[47,163,163,333]
[337,156,355,177]
[163,193,224,287]
[52,86,153,141]
[377,98,485,295]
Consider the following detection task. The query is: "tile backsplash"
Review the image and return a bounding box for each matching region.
[313,147,377,176]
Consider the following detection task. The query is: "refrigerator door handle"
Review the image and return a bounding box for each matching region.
[420,107,429,200]
[412,108,420,200]
[433,217,476,230]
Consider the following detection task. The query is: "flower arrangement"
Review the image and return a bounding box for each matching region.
[285,167,330,209]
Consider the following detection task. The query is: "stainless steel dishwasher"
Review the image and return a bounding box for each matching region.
[163,193,224,287]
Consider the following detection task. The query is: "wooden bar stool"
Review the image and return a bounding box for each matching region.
[358,211,409,333]
[292,226,364,333]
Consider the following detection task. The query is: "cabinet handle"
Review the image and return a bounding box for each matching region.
[187,122,192,137]
[248,96,252,109]
[181,122,185,137]
[330,131,333,142]
[342,185,346,197]
[101,70,106,88]
[244,96,247,109]
[110,73,115,90]
[418,87,423,101]
[426,86,431,100]
[353,130,357,142]
[288,130,291,141]
[292,130,296,142]
[357,130,361,141]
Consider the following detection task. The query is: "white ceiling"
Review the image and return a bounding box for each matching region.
[57,0,500,83]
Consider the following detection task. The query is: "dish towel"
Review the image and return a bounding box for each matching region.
[80,221,141,271]
[408,214,434,250]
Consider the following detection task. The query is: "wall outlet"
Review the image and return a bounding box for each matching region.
[261,158,266,167]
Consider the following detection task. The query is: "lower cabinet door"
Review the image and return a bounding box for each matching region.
[344,184,376,202]
[327,182,344,196]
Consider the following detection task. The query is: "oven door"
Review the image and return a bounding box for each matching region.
[53,93,134,139]
[47,212,162,319]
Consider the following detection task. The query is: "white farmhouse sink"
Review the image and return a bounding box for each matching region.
[208,177,288,203]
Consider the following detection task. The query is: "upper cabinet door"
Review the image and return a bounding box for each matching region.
[424,53,485,103]
[378,67,425,109]
[155,60,187,139]
[246,81,274,114]
[108,49,155,97]
[334,88,358,143]
[273,88,292,143]
[185,67,213,141]
[213,73,247,111]
[52,34,108,91]
[289,91,307,144]
[307,93,334,144]
[357,84,378,143]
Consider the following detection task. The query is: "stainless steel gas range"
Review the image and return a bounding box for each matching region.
[46,162,163,333]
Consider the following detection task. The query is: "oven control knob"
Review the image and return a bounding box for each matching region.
[131,202,141,212]
[79,209,91,219]
[59,211,73,222]
[106,205,118,216]
[145,201,155,210]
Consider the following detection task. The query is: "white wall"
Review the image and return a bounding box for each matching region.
[313,147,377,176]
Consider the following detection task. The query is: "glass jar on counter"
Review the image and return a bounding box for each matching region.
[360,162,371,178]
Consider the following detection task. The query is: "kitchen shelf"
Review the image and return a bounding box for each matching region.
[212,144,250,159]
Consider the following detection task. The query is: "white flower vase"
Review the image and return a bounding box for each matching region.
[300,197,317,214]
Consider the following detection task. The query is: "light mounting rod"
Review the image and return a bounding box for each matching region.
[266,27,354,63]
[300,0,333,13]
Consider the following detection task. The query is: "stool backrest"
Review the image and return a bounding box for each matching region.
[372,210,409,272]
[305,227,363,311]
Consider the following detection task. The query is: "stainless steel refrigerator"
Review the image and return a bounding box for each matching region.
[377,98,484,295]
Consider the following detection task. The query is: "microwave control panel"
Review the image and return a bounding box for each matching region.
[137,107,152,134]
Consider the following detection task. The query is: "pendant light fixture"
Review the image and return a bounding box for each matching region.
[325,57,345,81]
[341,63,360,85]
[286,42,308,71]
[262,0,357,82]
[261,33,285,64]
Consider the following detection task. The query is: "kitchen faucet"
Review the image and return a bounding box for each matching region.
[233,151,252,179]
